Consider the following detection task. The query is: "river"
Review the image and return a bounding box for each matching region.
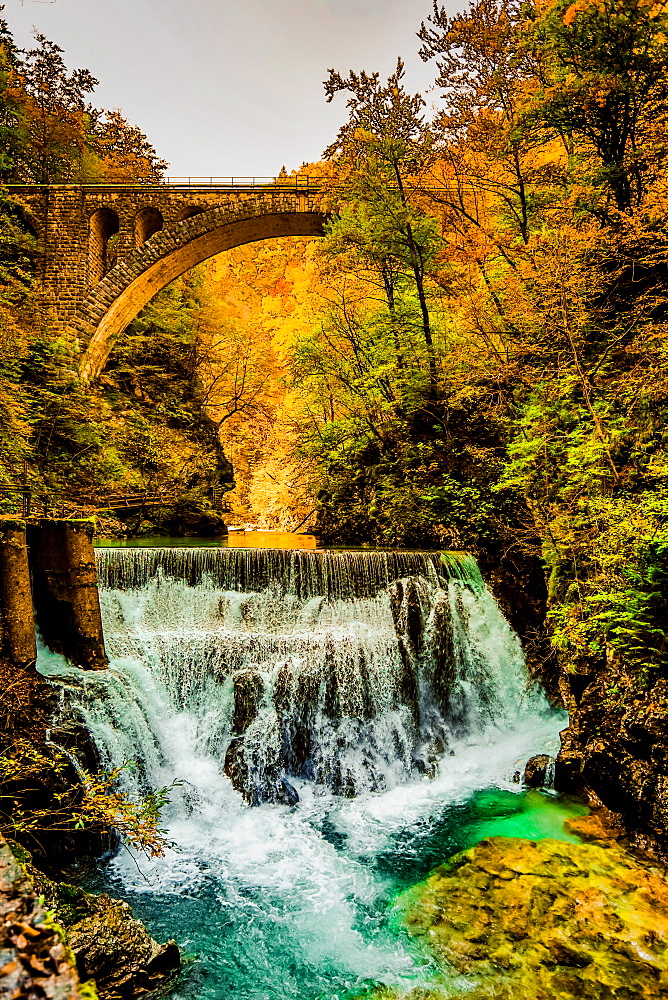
[37,545,574,999]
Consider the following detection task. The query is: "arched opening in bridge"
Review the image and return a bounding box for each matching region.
[176,206,206,222]
[79,209,327,379]
[88,208,120,286]
[98,232,324,530]
[75,206,327,524]
[134,207,164,247]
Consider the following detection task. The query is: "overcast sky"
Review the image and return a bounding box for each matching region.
[4,0,461,177]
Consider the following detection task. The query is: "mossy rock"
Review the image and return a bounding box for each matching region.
[28,865,96,926]
[5,843,179,999]
[0,834,98,1000]
[391,836,668,999]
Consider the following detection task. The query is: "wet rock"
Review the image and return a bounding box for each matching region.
[65,893,180,998]
[0,833,92,1000]
[564,808,626,844]
[225,670,272,802]
[329,760,357,798]
[430,596,456,715]
[224,739,262,803]
[404,578,424,654]
[273,662,294,717]
[226,664,309,805]
[231,669,264,734]
[555,671,668,852]
[274,663,317,777]
[396,639,420,726]
[413,736,446,780]
[399,835,668,999]
[277,778,299,806]
[225,724,299,806]
[27,863,180,999]
[522,754,554,788]
[554,726,586,794]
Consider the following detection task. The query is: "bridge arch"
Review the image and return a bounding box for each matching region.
[76,199,326,380]
[176,205,206,222]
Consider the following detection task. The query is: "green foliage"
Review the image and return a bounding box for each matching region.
[299,0,668,700]
[323,59,441,384]
[0,265,232,525]
[0,740,174,858]
[0,184,42,488]
[521,0,668,210]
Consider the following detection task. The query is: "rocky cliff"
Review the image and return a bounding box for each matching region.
[0,833,95,1000]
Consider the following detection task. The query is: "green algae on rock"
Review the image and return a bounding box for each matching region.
[0,834,98,1000]
[396,835,668,1000]
[27,864,180,999]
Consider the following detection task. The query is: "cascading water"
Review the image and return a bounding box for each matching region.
[38,547,565,1000]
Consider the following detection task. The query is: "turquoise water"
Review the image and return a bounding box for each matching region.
[370,786,586,892]
[48,545,574,1000]
[82,757,576,1000]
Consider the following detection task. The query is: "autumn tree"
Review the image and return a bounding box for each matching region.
[89,108,167,184]
[519,0,668,213]
[0,12,22,177]
[324,59,441,387]
[0,19,166,185]
[2,32,97,183]
[418,0,554,249]
[414,0,668,680]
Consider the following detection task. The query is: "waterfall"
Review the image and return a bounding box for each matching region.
[37,546,560,999]
[94,546,483,597]
[43,547,542,807]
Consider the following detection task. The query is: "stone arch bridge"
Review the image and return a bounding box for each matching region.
[12,180,326,380]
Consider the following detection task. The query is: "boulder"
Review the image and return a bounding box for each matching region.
[224,739,300,807]
[65,893,180,998]
[522,754,554,788]
[28,863,179,999]
[398,835,668,999]
[277,777,300,806]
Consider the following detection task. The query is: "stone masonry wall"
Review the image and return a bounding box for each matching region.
[12,184,326,377]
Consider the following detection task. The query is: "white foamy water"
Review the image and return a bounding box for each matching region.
[38,548,563,1000]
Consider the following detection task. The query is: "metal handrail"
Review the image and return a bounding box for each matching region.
[3,176,320,191]
[165,176,313,186]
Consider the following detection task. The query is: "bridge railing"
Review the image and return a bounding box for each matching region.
[3,176,322,191]
[164,176,316,188]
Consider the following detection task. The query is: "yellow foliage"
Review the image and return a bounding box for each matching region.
[195,236,324,527]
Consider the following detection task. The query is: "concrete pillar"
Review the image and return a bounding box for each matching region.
[0,519,38,728]
[27,519,108,671]
[0,519,37,669]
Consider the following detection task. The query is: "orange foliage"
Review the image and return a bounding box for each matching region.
[195,235,324,528]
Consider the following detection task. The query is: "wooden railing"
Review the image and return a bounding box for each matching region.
[0,484,31,517]
[0,483,228,518]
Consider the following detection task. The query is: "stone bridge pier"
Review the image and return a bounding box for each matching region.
[12,182,327,379]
